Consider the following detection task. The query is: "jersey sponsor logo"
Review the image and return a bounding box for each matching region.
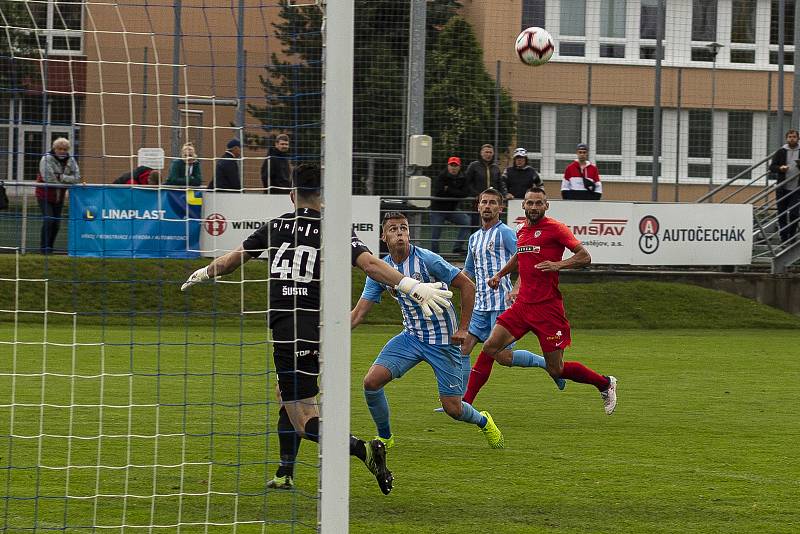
[517,245,541,254]
[545,330,563,344]
[570,218,627,237]
[204,213,227,236]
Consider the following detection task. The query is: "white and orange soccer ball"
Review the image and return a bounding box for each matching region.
[515,27,555,66]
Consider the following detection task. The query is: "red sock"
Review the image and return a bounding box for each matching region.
[463,351,495,404]
[561,361,610,391]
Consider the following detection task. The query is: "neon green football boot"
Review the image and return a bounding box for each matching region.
[374,434,395,450]
[479,411,504,449]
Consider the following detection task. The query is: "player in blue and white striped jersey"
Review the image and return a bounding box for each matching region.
[351,212,504,450]
[460,189,564,406]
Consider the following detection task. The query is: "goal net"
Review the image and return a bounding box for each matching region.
[0,0,352,531]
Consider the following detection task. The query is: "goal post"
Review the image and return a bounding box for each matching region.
[319,0,354,532]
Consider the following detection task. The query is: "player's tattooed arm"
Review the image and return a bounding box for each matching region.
[536,244,592,272]
[351,298,375,330]
[488,253,518,289]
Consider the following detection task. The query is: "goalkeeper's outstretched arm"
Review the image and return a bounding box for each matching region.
[181,245,251,291]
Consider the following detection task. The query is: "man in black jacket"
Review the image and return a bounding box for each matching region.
[464,144,505,230]
[768,128,800,243]
[500,147,542,200]
[261,134,292,194]
[430,157,472,253]
[209,139,242,191]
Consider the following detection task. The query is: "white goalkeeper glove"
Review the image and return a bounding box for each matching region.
[395,276,453,318]
[181,266,212,291]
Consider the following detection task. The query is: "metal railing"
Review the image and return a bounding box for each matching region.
[697,150,800,273]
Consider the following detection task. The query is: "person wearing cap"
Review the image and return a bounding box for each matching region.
[208,138,242,191]
[430,156,472,254]
[561,143,602,200]
[500,147,542,200]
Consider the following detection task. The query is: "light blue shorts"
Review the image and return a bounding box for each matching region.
[374,331,466,397]
[468,309,516,348]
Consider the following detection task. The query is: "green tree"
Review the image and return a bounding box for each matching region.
[425,16,515,167]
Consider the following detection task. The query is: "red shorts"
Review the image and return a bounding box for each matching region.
[496,298,571,353]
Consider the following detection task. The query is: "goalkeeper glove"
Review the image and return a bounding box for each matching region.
[181,266,212,291]
[395,277,453,318]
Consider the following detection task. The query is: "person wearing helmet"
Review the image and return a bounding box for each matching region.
[500,148,542,200]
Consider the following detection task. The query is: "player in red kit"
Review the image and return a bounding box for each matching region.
[482,186,618,414]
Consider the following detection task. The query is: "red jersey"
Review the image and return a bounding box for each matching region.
[515,216,580,304]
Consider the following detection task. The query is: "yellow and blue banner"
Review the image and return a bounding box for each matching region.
[68,186,202,258]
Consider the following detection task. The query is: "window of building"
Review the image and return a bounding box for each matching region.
[688,163,712,178]
[770,0,795,46]
[20,0,84,55]
[600,0,626,57]
[517,103,542,154]
[688,109,712,159]
[730,0,756,63]
[596,107,623,155]
[731,0,756,43]
[692,0,718,41]
[636,108,654,156]
[560,0,586,56]
[640,1,666,59]
[522,0,546,30]
[596,161,622,175]
[555,105,583,155]
[691,0,718,62]
[727,165,752,180]
[727,111,753,159]
[767,112,793,153]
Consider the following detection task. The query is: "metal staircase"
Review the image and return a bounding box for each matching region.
[697,151,800,274]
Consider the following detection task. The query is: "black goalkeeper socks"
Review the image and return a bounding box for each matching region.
[276,407,299,478]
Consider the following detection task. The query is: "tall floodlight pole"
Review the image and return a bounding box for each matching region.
[652,0,664,201]
[236,0,246,136]
[171,0,183,158]
[777,0,785,145]
[794,0,800,127]
[707,42,722,191]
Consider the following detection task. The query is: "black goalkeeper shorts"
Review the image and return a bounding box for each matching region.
[271,313,320,401]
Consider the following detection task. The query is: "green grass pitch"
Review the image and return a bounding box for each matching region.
[1,323,798,533]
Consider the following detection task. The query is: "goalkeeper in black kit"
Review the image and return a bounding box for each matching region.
[181,164,451,494]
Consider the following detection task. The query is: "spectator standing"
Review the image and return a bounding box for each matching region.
[430,156,472,254]
[165,142,203,187]
[768,128,800,243]
[465,144,505,197]
[561,143,602,200]
[114,166,160,186]
[500,147,542,200]
[209,139,242,191]
[35,137,81,254]
[261,134,292,194]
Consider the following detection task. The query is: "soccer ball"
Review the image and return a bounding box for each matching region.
[515,27,554,66]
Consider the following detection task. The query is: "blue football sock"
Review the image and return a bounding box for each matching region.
[511,349,546,368]
[457,401,487,427]
[364,388,392,439]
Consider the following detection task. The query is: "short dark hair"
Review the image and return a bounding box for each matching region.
[786,129,799,138]
[526,186,547,198]
[479,188,503,202]
[382,211,408,228]
[292,163,321,198]
[275,133,290,143]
